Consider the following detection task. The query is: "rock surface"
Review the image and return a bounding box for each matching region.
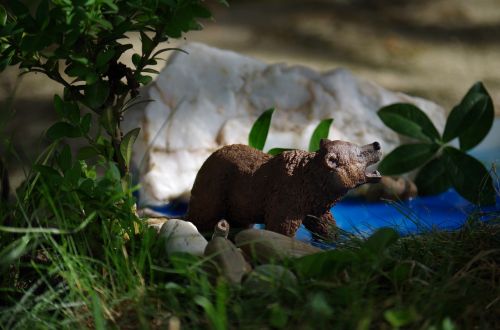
[123,42,446,205]
[158,219,208,256]
[365,176,418,202]
[235,229,322,263]
[204,236,251,284]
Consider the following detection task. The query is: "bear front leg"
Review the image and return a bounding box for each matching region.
[303,211,338,240]
[265,218,303,237]
[264,203,303,237]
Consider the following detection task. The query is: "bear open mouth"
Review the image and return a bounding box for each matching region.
[365,169,381,183]
[361,142,382,184]
[364,154,382,183]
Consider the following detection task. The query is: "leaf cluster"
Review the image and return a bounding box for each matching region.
[378,82,496,205]
[0,0,220,176]
[248,107,334,155]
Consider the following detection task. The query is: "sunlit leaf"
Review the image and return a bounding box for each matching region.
[384,307,419,328]
[267,148,293,156]
[249,108,274,150]
[120,128,140,168]
[0,5,8,26]
[309,118,333,152]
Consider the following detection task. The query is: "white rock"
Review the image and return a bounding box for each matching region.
[159,219,208,256]
[123,43,446,205]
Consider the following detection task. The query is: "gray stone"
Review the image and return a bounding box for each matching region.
[235,229,322,263]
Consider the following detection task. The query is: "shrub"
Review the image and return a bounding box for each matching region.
[377,82,496,205]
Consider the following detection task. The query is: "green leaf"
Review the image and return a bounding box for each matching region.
[459,84,494,151]
[137,74,153,85]
[415,156,451,195]
[378,143,438,175]
[84,81,109,109]
[191,4,212,18]
[105,163,121,182]
[140,31,154,55]
[384,307,419,328]
[96,49,115,72]
[120,128,140,168]
[443,82,494,151]
[64,162,81,187]
[100,107,116,135]
[65,63,89,78]
[308,118,333,152]
[141,68,159,74]
[267,148,293,156]
[69,55,89,65]
[293,249,358,279]
[80,113,92,134]
[78,178,95,196]
[20,35,51,53]
[85,71,99,85]
[47,122,81,140]
[77,146,98,160]
[378,104,441,142]
[114,44,134,58]
[54,95,64,117]
[249,108,274,150]
[132,53,141,67]
[57,144,72,172]
[6,0,29,17]
[269,304,288,328]
[443,147,495,205]
[443,93,484,142]
[0,236,30,272]
[65,102,80,125]
[35,0,49,28]
[152,47,187,58]
[0,5,7,26]
[363,228,399,256]
[34,165,62,179]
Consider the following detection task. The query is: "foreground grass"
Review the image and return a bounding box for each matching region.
[1,160,499,329]
[1,207,499,329]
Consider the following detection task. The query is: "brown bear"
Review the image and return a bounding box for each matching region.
[186,139,382,238]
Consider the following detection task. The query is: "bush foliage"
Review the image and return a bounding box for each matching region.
[377,82,496,205]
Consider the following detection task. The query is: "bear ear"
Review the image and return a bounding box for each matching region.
[324,153,338,170]
[319,138,330,150]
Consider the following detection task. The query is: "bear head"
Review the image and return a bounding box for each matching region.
[318,139,382,192]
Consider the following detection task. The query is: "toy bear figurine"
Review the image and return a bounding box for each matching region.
[187,139,382,238]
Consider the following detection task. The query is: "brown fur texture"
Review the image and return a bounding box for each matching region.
[187,139,382,238]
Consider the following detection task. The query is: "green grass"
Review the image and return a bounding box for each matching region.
[1,162,499,329]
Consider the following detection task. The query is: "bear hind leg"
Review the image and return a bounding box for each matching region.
[303,211,338,240]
